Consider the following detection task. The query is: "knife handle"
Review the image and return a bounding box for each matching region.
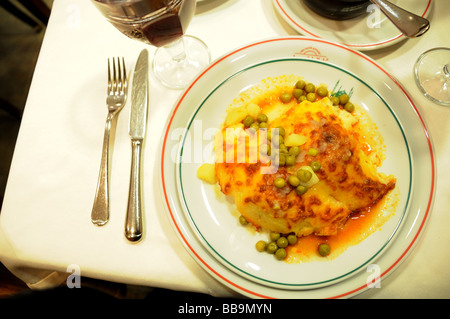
[125,139,143,242]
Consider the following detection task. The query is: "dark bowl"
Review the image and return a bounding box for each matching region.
[303,0,371,20]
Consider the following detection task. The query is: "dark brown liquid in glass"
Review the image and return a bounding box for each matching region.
[93,0,196,47]
[303,0,370,20]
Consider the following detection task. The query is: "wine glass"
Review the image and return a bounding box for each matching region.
[414,47,450,107]
[92,0,210,89]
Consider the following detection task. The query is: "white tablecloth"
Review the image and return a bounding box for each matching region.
[1,0,449,299]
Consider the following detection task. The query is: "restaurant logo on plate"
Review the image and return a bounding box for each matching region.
[294,47,329,62]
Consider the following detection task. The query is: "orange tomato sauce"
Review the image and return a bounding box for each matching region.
[285,187,399,263]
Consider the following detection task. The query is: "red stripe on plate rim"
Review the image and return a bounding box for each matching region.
[160,37,435,299]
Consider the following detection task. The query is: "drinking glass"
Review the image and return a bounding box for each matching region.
[92,0,210,89]
[414,47,450,106]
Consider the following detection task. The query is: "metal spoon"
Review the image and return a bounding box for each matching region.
[369,0,430,38]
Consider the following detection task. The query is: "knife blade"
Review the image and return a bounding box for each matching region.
[125,49,149,242]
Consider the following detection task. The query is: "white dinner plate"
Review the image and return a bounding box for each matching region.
[273,0,433,51]
[160,37,435,298]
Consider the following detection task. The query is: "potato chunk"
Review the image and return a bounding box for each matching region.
[284,133,307,147]
[196,163,217,184]
[246,103,261,118]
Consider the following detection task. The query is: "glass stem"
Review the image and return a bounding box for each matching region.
[164,37,186,63]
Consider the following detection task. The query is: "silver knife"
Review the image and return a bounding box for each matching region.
[125,49,149,242]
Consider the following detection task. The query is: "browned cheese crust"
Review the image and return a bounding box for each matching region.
[215,80,396,237]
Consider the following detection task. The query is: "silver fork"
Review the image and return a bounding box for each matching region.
[91,57,128,226]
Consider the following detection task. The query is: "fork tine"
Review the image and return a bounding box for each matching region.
[121,57,127,92]
[107,57,127,95]
[107,58,112,93]
[117,57,123,93]
[113,57,118,94]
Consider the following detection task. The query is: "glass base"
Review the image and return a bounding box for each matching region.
[153,35,211,90]
[414,47,450,107]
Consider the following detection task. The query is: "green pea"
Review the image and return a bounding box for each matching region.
[239,215,248,225]
[275,248,287,260]
[249,122,259,132]
[287,234,298,245]
[276,237,288,248]
[318,243,331,257]
[266,242,278,254]
[306,92,316,102]
[285,155,296,166]
[299,95,307,102]
[269,232,281,242]
[310,161,321,172]
[280,92,292,103]
[293,88,304,99]
[331,96,340,106]
[305,83,315,93]
[243,116,254,127]
[317,86,328,97]
[268,134,276,145]
[339,94,349,105]
[288,175,300,187]
[279,143,288,154]
[255,240,267,252]
[289,146,301,157]
[296,185,308,195]
[275,126,286,137]
[274,177,286,188]
[297,169,312,183]
[272,134,284,146]
[295,80,306,89]
[257,113,268,123]
[260,144,271,156]
[278,153,286,166]
[259,121,268,129]
[308,148,318,156]
[344,102,355,113]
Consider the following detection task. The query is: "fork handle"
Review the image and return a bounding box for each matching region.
[125,139,143,242]
[91,112,114,226]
